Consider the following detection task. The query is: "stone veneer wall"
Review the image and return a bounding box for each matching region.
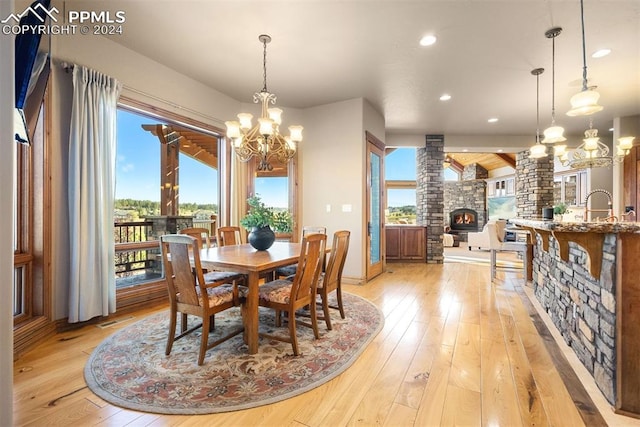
[515,151,554,218]
[443,181,487,236]
[462,163,488,181]
[416,135,444,264]
[532,234,617,404]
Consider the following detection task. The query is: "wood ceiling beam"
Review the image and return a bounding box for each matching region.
[495,153,516,168]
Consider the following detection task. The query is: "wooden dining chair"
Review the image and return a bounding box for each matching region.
[316,230,350,330]
[179,227,213,248]
[275,226,327,279]
[257,233,327,355]
[160,234,244,365]
[217,226,242,247]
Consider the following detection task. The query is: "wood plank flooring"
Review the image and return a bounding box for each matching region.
[12,255,640,426]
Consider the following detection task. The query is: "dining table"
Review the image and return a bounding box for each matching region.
[198,241,302,354]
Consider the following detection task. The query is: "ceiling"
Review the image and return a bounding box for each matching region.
[75,1,639,152]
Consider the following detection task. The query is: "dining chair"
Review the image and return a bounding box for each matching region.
[257,233,327,355]
[160,234,244,365]
[275,226,327,279]
[217,226,242,247]
[179,227,213,248]
[487,222,529,282]
[316,230,350,330]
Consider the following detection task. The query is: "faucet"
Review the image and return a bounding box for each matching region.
[621,209,636,222]
[584,189,617,222]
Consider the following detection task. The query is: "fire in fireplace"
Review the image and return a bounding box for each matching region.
[450,208,479,231]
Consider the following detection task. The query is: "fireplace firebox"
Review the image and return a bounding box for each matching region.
[449,208,479,231]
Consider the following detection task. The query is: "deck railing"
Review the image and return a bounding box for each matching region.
[114,221,161,288]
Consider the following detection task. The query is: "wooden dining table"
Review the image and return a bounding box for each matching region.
[198,241,302,354]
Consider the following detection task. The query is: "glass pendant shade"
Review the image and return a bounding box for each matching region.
[618,136,635,151]
[529,143,547,159]
[541,125,566,143]
[566,88,604,116]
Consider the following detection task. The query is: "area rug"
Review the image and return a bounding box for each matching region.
[84,292,383,415]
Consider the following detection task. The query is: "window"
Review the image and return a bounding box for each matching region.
[114,101,223,307]
[444,167,460,181]
[554,170,587,206]
[385,148,416,224]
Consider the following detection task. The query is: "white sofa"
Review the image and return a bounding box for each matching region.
[467,220,505,250]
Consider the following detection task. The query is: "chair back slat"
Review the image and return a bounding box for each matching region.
[179,227,211,249]
[323,230,350,292]
[291,233,326,303]
[161,234,202,306]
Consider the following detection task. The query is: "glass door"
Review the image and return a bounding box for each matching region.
[366,133,384,280]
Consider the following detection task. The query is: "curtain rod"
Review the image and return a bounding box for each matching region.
[59,61,226,126]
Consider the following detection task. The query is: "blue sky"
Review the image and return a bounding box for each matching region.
[116,109,420,208]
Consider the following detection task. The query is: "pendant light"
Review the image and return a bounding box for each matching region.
[542,27,566,143]
[566,0,603,116]
[529,68,547,159]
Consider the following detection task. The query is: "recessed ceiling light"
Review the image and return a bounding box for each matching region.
[439,94,451,101]
[419,35,437,46]
[497,149,504,153]
[488,118,499,123]
[609,127,615,132]
[463,149,468,152]
[592,48,611,58]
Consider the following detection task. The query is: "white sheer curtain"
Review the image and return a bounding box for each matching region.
[67,66,122,323]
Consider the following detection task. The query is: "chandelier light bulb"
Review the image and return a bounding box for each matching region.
[225,121,241,138]
[288,125,304,142]
[542,125,567,143]
[268,108,283,125]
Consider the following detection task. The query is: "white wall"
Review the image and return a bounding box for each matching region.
[300,99,367,282]
[1,1,15,424]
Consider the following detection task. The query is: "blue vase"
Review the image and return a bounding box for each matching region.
[248,226,276,251]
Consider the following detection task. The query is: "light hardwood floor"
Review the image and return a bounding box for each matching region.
[12,255,640,426]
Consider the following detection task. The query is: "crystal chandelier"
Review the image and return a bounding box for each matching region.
[225,35,303,171]
[554,121,635,169]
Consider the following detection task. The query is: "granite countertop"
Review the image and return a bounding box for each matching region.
[510,218,640,233]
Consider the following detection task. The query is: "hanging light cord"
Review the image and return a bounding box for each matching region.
[579,0,588,91]
[536,72,541,143]
[551,35,557,124]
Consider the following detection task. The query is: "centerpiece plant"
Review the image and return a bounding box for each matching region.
[240,195,293,250]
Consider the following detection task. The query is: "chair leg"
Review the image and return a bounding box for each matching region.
[336,287,346,319]
[209,314,215,332]
[490,250,497,279]
[166,310,177,355]
[310,299,320,340]
[181,313,188,333]
[198,314,210,365]
[275,310,282,327]
[321,293,332,330]
[288,311,299,355]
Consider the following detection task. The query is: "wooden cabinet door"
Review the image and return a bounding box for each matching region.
[401,227,426,260]
[385,227,401,260]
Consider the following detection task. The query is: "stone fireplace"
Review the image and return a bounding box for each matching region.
[443,180,487,241]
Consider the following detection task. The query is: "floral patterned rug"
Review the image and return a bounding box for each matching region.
[84,292,383,414]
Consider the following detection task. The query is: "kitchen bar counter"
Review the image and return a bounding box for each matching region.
[511,218,640,418]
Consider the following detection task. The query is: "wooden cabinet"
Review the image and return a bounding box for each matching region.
[486,176,515,197]
[385,226,426,262]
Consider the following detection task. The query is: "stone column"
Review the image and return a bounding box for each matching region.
[516,150,554,218]
[416,135,444,263]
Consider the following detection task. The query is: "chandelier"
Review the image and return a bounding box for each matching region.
[554,123,634,169]
[225,35,303,171]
